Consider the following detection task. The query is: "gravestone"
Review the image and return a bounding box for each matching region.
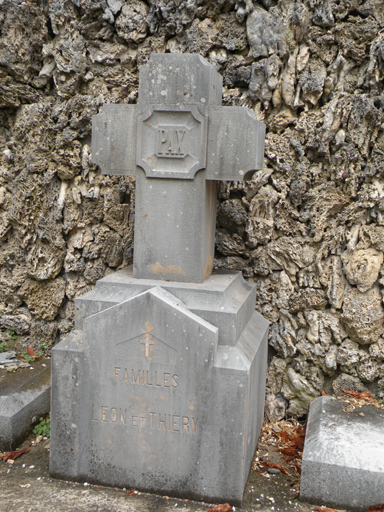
[50,54,269,505]
[301,396,384,510]
[0,359,51,452]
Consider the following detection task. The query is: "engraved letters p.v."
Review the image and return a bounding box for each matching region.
[136,105,207,179]
[156,126,188,158]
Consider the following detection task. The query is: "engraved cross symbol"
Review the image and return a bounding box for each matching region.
[140,321,155,361]
[92,54,265,283]
[140,332,155,361]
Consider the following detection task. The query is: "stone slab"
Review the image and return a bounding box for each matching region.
[50,272,269,505]
[301,396,384,510]
[0,359,51,451]
[74,266,257,347]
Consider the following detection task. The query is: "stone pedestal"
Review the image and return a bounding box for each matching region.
[50,267,268,505]
[301,396,384,510]
[0,360,51,452]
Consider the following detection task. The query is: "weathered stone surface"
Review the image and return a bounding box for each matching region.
[341,287,384,345]
[264,392,287,422]
[369,338,384,360]
[341,248,383,292]
[246,6,286,59]
[51,269,269,504]
[246,185,279,247]
[19,278,66,322]
[0,360,51,452]
[319,256,346,309]
[289,288,328,313]
[332,374,368,395]
[115,1,149,43]
[281,367,321,417]
[2,0,384,418]
[337,338,362,370]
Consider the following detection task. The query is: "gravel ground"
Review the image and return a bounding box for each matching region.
[0,425,318,512]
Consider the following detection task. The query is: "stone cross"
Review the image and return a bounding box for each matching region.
[92,53,265,283]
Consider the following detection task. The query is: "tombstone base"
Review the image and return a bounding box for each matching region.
[301,396,384,511]
[0,359,51,452]
[50,268,268,505]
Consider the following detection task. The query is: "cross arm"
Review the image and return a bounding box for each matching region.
[92,104,139,176]
[92,103,265,181]
[205,106,265,181]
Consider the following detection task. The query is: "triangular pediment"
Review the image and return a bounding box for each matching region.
[83,286,218,370]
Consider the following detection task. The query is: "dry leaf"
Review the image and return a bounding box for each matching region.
[341,389,375,401]
[206,504,232,512]
[276,431,290,443]
[27,345,38,358]
[321,390,328,396]
[0,446,31,461]
[125,489,136,496]
[261,461,289,475]
[289,435,305,450]
[276,446,298,457]
[366,506,384,512]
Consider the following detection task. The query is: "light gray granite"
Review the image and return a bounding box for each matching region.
[0,361,51,451]
[50,53,268,505]
[50,270,268,504]
[301,396,384,510]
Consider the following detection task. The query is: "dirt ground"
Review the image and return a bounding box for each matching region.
[0,419,319,512]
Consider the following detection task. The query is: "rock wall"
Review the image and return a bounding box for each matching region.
[1,0,384,418]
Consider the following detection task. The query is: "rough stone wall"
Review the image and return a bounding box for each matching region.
[1,0,384,418]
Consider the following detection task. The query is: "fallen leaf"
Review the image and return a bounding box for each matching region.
[261,461,289,475]
[206,504,232,512]
[293,462,302,475]
[125,489,136,496]
[275,446,298,457]
[0,446,31,461]
[321,390,328,396]
[366,506,384,512]
[27,346,38,358]
[341,389,375,401]
[289,435,305,450]
[276,431,290,443]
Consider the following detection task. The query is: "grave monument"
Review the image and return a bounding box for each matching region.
[301,396,384,510]
[50,54,269,505]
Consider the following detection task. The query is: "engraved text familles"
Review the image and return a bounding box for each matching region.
[113,367,179,388]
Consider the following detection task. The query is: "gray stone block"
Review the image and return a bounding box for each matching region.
[133,171,217,282]
[301,396,384,510]
[50,272,268,505]
[0,361,51,451]
[138,53,223,112]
